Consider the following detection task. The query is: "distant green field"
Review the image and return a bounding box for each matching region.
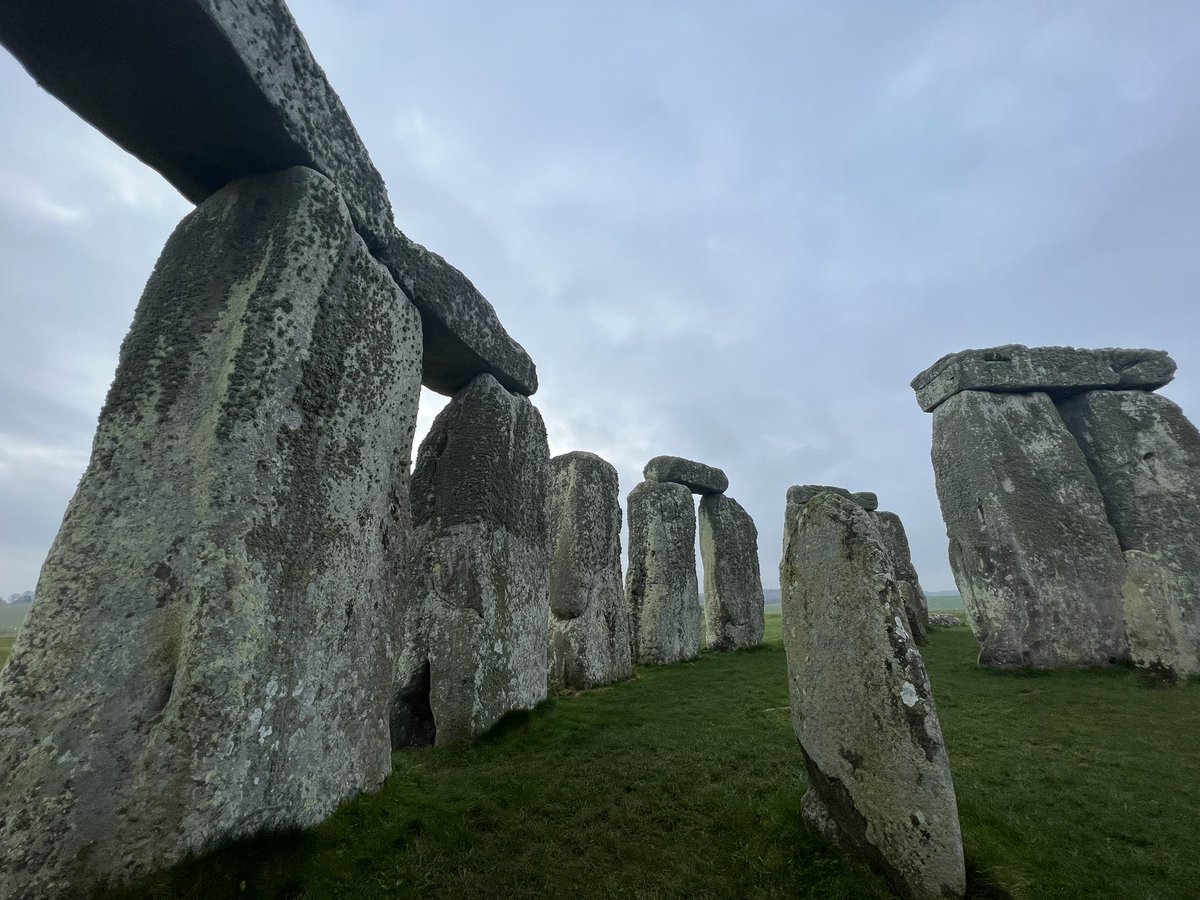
[927,593,964,612]
[0,603,29,635]
[0,635,13,671]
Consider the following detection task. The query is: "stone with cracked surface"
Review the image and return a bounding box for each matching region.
[875,512,930,645]
[643,455,729,495]
[912,345,1175,412]
[780,493,965,900]
[1119,551,1195,682]
[699,494,765,651]
[0,167,422,897]
[547,451,633,690]
[625,481,701,665]
[932,390,1129,668]
[401,373,551,746]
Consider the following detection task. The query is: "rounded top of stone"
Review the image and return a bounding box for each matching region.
[643,456,728,495]
[786,485,877,511]
[551,450,617,478]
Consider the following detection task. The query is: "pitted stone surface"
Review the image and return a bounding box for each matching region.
[643,456,729,495]
[932,390,1129,668]
[0,167,422,897]
[783,485,876,544]
[403,373,550,745]
[699,494,765,651]
[547,452,632,689]
[1119,551,1195,682]
[912,345,1175,412]
[780,493,965,900]
[1056,389,1200,669]
[875,512,930,645]
[625,481,701,664]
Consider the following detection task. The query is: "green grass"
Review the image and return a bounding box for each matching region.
[67,615,1200,898]
[0,603,29,635]
[0,636,12,671]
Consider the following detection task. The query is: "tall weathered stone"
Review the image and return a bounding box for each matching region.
[625,481,701,665]
[0,167,422,897]
[932,390,1129,668]
[1120,551,1194,682]
[1056,389,1200,671]
[781,493,965,900]
[402,374,551,746]
[875,512,930,645]
[0,0,538,397]
[698,494,765,650]
[643,455,729,495]
[912,345,1175,412]
[547,452,633,689]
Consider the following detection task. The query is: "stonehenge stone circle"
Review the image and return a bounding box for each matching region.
[548,452,633,689]
[912,345,1175,412]
[781,493,965,900]
[931,390,1129,668]
[625,480,702,665]
[404,374,551,745]
[644,455,730,495]
[698,494,765,651]
[1056,389,1200,671]
[0,0,536,397]
[875,512,930,645]
[0,167,422,896]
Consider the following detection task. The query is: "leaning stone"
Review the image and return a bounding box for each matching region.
[625,481,701,664]
[547,452,633,690]
[1056,389,1200,669]
[912,345,1175,412]
[875,512,930,644]
[0,167,422,897]
[932,390,1129,668]
[1120,551,1194,683]
[698,494,765,651]
[929,614,964,628]
[402,374,551,745]
[643,455,729,495]
[780,493,965,900]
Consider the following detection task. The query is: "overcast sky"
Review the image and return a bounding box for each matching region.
[2,2,1199,596]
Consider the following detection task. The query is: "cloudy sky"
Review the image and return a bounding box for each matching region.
[2,1,1199,597]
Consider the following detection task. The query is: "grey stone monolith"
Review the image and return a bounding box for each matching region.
[932,390,1129,668]
[643,455,729,495]
[699,494,765,650]
[783,485,875,544]
[547,452,633,689]
[1056,389,1200,671]
[1120,551,1194,682]
[0,0,537,397]
[912,345,1175,412]
[875,512,930,645]
[781,493,965,900]
[402,373,551,746]
[625,481,701,664]
[0,167,422,897]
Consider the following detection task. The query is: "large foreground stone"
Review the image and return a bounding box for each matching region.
[402,374,550,745]
[875,512,930,645]
[932,390,1129,668]
[1056,389,1200,670]
[644,455,729,494]
[625,481,701,664]
[913,345,1175,412]
[0,167,422,896]
[0,0,538,398]
[548,452,633,689]
[699,494,765,650]
[1120,551,1195,682]
[781,493,965,900]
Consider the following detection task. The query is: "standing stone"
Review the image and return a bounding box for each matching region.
[625,481,701,665]
[547,452,633,689]
[932,390,1128,668]
[402,373,551,746]
[781,493,965,900]
[698,494,765,650]
[643,455,729,495]
[0,167,422,897]
[783,485,876,545]
[875,512,930,645]
[1120,551,1194,682]
[1056,389,1200,671]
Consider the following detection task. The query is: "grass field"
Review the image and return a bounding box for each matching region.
[0,635,12,671]
[0,603,29,635]
[103,613,1199,900]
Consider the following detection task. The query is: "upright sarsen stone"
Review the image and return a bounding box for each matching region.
[698,494,765,650]
[402,374,551,745]
[625,481,701,665]
[781,493,965,900]
[875,512,930,645]
[548,452,633,689]
[0,167,422,897]
[932,390,1128,668]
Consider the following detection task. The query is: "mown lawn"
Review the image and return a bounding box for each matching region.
[78,614,1200,899]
